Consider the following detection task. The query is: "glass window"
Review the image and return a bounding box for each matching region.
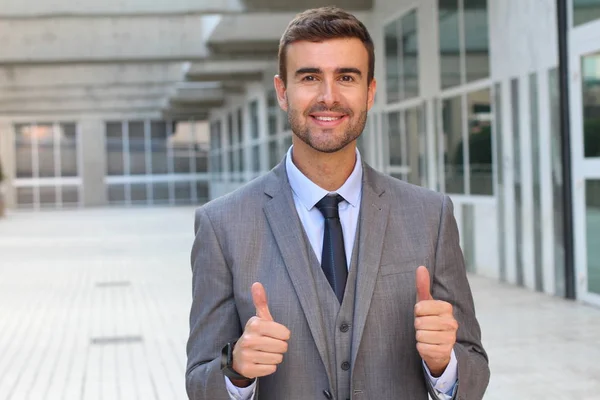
[252,145,260,172]
[386,111,404,166]
[282,109,291,131]
[387,112,403,166]
[128,121,146,175]
[402,10,419,99]
[130,183,148,204]
[196,181,209,203]
[549,67,566,296]
[494,82,506,281]
[36,124,55,178]
[574,0,600,26]
[39,186,56,206]
[17,187,35,207]
[227,114,234,147]
[60,124,78,177]
[467,89,493,195]
[195,144,208,173]
[238,148,244,174]
[152,183,170,204]
[442,96,465,193]
[530,73,543,291]
[439,0,461,89]
[405,107,424,186]
[172,126,193,174]
[283,135,292,151]
[15,124,34,179]
[108,184,126,204]
[175,181,192,204]
[582,53,600,158]
[151,121,169,175]
[267,90,279,136]
[586,179,600,294]
[439,0,490,89]
[385,10,419,103]
[106,122,124,176]
[228,149,235,174]
[268,140,280,168]
[384,20,401,103]
[464,0,490,83]
[250,100,260,140]
[62,186,79,206]
[237,108,244,145]
[511,78,524,286]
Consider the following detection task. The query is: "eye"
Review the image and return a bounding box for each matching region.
[302,75,317,81]
[340,75,355,82]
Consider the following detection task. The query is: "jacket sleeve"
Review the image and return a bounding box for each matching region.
[426,195,490,400]
[186,206,245,400]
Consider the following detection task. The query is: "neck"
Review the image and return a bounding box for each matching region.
[291,139,357,192]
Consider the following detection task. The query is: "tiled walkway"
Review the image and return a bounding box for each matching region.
[0,207,599,399]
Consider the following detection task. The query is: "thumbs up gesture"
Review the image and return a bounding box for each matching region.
[231,282,291,384]
[414,266,458,377]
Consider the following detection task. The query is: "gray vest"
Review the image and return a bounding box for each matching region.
[306,227,361,400]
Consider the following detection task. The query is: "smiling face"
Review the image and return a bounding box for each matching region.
[274,38,376,154]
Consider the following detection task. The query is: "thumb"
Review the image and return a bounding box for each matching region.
[251,282,274,321]
[416,266,433,302]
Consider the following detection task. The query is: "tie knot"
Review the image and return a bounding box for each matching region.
[315,194,344,219]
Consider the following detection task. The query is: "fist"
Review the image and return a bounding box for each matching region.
[231,282,291,382]
[414,266,458,377]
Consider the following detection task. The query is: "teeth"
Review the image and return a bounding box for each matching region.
[315,116,341,121]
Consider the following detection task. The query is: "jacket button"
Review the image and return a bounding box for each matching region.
[323,389,333,399]
[341,361,350,370]
[340,323,350,332]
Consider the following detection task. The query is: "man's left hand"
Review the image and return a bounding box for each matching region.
[414,265,458,377]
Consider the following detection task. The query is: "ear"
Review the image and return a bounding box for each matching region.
[274,75,288,112]
[367,78,377,111]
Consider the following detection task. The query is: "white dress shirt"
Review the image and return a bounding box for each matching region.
[225,147,458,399]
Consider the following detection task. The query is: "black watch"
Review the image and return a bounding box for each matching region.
[221,341,252,381]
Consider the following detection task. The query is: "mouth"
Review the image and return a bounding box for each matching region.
[309,114,347,128]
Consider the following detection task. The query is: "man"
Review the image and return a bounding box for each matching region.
[186,7,489,400]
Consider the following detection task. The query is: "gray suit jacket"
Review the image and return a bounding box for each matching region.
[186,159,489,400]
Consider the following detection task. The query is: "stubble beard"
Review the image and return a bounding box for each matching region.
[287,101,368,154]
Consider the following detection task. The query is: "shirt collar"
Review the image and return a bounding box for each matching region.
[285,145,363,211]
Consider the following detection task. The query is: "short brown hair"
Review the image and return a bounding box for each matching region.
[278,7,375,86]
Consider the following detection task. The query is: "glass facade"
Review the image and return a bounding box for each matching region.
[104,120,208,206]
[439,0,490,89]
[13,122,81,209]
[384,9,419,103]
[586,180,600,295]
[581,52,600,158]
[442,95,465,193]
[530,73,544,291]
[467,88,493,195]
[549,68,566,297]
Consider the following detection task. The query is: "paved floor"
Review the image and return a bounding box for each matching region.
[0,207,599,400]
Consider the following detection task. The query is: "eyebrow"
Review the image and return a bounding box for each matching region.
[295,67,363,77]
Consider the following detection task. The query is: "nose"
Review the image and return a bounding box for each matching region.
[317,78,341,107]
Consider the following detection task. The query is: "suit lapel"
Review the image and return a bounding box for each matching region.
[351,165,390,369]
[262,161,334,388]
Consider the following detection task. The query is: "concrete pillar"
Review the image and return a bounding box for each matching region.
[0,121,16,209]
[79,119,108,207]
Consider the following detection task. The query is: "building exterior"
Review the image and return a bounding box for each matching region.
[0,0,599,306]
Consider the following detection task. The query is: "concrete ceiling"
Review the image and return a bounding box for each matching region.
[0,0,373,120]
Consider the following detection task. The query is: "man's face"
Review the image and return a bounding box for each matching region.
[274,38,377,154]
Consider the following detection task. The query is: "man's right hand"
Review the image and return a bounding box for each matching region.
[231,282,291,386]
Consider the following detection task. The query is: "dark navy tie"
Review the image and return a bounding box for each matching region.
[315,194,348,303]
